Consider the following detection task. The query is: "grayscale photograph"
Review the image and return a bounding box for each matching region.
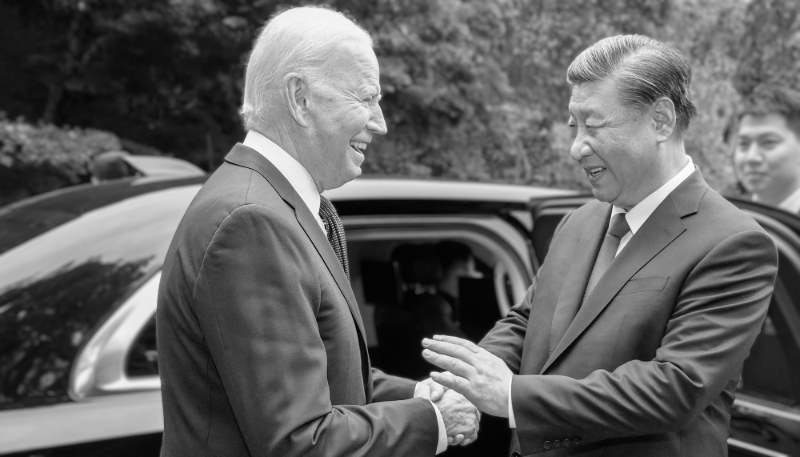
[0,1,799,456]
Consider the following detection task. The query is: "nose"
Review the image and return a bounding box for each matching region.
[739,142,763,165]
[368,103,388,136]
[570,135,593,162]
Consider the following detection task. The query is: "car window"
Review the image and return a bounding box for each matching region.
[126,316,159,378]
[0,185,199,410]
[740,313,797,405]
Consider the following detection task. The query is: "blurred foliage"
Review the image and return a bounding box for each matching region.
[0,116,121,206]
[1,0,799,200]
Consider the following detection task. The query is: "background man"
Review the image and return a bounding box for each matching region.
[734,84,800,213]
[157,6,478,456]
[422,35,778,456]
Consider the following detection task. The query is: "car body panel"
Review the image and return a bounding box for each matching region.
[1,176,799,456]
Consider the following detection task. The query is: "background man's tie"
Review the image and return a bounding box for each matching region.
[318,195,350,281]
[549,212,630,351]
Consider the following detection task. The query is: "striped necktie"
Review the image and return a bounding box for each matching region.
[318,195,350,281]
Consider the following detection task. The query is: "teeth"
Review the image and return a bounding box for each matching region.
[350,141,367,152]
[589,167,604,175]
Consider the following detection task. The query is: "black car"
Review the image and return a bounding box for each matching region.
[0,176,798,457]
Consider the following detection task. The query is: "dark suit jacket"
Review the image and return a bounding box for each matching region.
[480,170,778,456]
[157,145,439,456]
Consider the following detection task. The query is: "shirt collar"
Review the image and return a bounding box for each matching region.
[611,156,695,234]
[777,186,800,214]
[243,130,325,233]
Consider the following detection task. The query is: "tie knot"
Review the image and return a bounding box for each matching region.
[607,213,630,239]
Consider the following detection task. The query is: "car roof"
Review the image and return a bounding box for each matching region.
[0,175,573,256]
[0,176,208,256]
[326,177,574,203]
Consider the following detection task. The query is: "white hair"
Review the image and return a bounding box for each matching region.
[241,6,373,130]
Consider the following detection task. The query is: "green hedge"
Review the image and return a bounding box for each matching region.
[0,117,121,207]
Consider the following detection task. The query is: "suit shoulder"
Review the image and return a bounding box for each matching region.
[694,188,766,235]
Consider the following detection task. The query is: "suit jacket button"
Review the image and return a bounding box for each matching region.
[574,437,582,445]
[563,438,571,447]
[553,440,561,448]
[543,441,552,450]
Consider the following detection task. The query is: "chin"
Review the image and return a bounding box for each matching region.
[591,187,611,203]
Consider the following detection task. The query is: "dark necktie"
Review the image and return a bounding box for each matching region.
[583,212,630,300]
[549,212,630,351]
[318,195,350,281]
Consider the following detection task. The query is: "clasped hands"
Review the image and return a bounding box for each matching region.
[419,335,513,446]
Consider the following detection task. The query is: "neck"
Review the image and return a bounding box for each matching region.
[756,182,800,206]
[254,123,324,193]
[620,142,689,210]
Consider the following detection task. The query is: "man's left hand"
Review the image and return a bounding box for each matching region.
[422,335,512,418]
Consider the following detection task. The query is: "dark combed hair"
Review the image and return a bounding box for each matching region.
[738,84,800,138]
[567,35,697,135]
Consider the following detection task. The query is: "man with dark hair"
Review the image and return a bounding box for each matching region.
[422,35,778,456]
[734,84,800,212]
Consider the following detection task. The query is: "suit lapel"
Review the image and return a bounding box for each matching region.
[541,170,707,373]
[225,145,373,397]
[547,204,610,355]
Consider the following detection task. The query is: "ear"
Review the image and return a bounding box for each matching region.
[652,97,677,143]
[283,73,312,128]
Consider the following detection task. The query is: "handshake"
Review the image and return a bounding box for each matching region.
[416,376,480,446]
[415,335,516,447]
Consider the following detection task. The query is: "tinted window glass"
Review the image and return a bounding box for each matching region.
[740,306,800,405]
[127,317,158,377]
[0,184,199,410]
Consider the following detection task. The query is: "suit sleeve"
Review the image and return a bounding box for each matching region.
[371,368,417,401]
[509,229,777,454]
[193,205,439,457]
[479,210,571,372]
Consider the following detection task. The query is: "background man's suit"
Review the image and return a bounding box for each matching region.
[480,170,778,456]
[157,145,439,456]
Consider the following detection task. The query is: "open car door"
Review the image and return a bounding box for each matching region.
[528,196,800,457]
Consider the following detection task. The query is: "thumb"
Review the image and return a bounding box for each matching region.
[430,381,445,402]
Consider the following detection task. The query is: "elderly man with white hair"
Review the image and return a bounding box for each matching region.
[156,6,478,457]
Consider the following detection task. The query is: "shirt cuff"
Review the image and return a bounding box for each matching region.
[414,383,448,454]
[508,376,516,428]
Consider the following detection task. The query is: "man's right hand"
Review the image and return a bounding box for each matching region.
[435,389,480,446]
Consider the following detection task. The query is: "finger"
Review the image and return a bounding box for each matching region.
[430,371,472,395]
[450,433,465,446]
[447,436,453,445]
[462,430,478,446]
[423,350,476,379]
[429,381,445,402]
[422,339,479,365]
[432,334,482,353]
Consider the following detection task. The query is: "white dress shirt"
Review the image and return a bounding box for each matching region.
[243,131,325,233]
[507,156,696,428]
[243,130,448,453]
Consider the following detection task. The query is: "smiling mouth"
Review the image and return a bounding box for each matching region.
[350,141,367,154]
[586,166,606,179]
